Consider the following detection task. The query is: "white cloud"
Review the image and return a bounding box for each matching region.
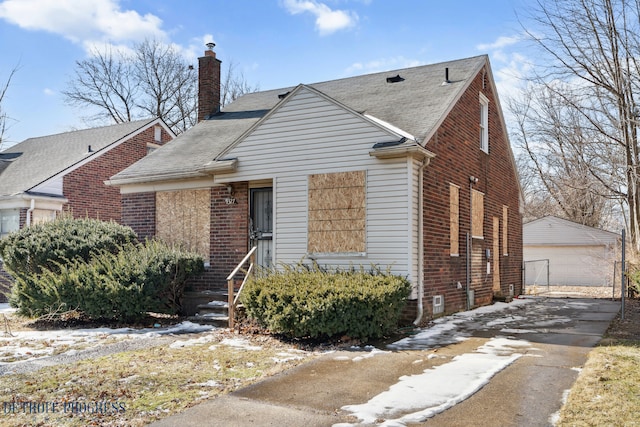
[0,0,165,52]
[43,88,55,96]
[345,56,425,76]
[476,35,521,51]
[182,34,216,64]
[475,34,532,105]
[282,0,358,35]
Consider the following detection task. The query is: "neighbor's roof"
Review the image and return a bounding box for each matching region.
[0,118,161,196]
[110,55,489,184]
[523,216,620,246]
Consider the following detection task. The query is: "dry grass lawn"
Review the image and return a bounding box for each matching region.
[0,318,317,427]
[557,299,640,426]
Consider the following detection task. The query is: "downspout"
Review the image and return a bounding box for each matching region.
[414,159,428,325]
[26,199,35,227]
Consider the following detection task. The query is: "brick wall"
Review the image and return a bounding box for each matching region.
[420,67,523,319]
[121,192,156,240]
[122,184,251,294]
[63,125,172,223]
[186,184,250,292]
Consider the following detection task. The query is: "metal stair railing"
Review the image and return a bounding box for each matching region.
[226,246,257,328]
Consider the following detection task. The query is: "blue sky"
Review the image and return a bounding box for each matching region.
[0,0,532,147]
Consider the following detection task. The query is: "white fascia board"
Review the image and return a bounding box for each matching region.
[117,177,219,194]
[0,193,67,210]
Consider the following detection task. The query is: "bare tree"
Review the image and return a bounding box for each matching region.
[510,83,618,228]
[64,46,138,125]
[220,61,258,108]
[0,66,17,150]
[64,39,257,135]
[517,0,640,246]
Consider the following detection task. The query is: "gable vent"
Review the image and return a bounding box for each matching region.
[386,74,404,83]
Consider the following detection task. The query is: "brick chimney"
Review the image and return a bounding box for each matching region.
[198,43,222,122]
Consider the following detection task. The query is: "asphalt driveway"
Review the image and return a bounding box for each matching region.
[149,297,620,427]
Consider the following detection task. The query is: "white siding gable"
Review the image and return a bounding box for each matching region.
[30,176,63,196]
[216,86,417,281]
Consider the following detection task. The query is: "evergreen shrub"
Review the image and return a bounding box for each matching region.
[0,217,203,321]
[0,216,136,279]
[9,240,204,321]
[240,264,411,340]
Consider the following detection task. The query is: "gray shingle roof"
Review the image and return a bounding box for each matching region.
[0,118,159,196]
[110,55,487,183]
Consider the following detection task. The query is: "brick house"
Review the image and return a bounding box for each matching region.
[0,118,175,300]
[108,48,522,323]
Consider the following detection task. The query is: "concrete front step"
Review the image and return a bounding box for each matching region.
[197,300,229,316]
[182,290,229,316]
[187,314,229,328]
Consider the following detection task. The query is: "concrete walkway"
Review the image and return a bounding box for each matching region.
[148,297,620,427]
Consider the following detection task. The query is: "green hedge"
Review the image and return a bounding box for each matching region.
[9,240,204,321]
[1,217,204,321]
[240,265,411,340]
[0,216,136,280]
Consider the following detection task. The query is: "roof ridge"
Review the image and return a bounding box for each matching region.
[232,55,488,98]
[19,118,157,143]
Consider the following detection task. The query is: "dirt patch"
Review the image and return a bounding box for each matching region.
[526,285,621,298]
[603,297,640,341]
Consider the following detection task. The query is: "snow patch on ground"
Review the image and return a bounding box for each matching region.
[0,310,214,365]
[340,337,531,426]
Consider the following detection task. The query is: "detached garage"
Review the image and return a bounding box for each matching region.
[523,216,620,286]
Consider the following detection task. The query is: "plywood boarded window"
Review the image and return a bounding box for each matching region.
[308,171,366,253]
[32,209,56,225]
[471,189,484,239]
[502,205,508,255]
[156,189,210,259]
[450,183,460,255]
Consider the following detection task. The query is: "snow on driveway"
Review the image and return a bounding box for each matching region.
[337,298,550,426]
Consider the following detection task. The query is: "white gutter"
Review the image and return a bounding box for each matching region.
[105,170,209,187]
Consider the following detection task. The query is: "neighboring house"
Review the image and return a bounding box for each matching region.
[107,47,523,322]
[0,118,175,300]
[523,216,620,287]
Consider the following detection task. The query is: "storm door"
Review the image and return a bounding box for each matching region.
[250,188,273,267]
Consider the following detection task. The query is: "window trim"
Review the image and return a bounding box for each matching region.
[479,92,489,153]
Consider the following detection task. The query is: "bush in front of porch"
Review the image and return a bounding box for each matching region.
[240,264,411,340]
